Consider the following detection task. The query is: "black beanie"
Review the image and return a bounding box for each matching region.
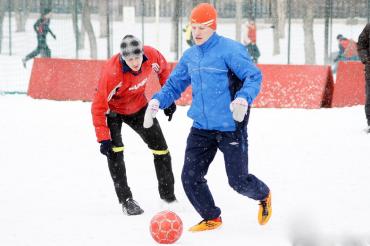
[120,35,143,59]
[42,8,52,16]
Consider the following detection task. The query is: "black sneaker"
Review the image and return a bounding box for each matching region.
[122,198,144,215]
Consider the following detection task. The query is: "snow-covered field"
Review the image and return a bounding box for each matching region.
[0,95,369,245]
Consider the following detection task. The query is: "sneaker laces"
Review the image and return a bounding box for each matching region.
[125,198,139,207]
[259,200,268,216]
[198,218,221,227]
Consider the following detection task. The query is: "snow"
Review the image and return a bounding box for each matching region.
[0,95,369,245]
[1,13,370,246]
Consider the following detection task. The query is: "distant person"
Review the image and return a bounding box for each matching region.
[333,34,359,72]
[144,3,271,231]
[183,23,194,47]
[22,8,56,68]
[91,35,177,215]
[357,25,370,133]
[243,19,260,63]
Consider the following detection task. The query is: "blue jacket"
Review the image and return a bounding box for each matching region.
[153,32,262,131]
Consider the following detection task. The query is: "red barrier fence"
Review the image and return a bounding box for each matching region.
[28,58,105,101]
[253,64,333,108]
[331,61,365,107]
[27,58,334,108]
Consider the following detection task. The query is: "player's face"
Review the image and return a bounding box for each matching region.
[191,24,214,45]
[124,55,143,71]
[44,13,52,19]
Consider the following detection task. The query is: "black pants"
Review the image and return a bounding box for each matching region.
[365,66,370,125]
[106,106,175,203]
[181,110,269,220]
[24,39,51,61]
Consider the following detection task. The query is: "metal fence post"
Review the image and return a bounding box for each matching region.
[74,0,79,59]
[8,0,11,56]
[141,0,144,43]
[287,0,291,64]
[368,0,370,23]
[324,0,331,64]
[106,0,112,58]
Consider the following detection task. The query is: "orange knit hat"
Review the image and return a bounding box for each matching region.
[190,3,217,30]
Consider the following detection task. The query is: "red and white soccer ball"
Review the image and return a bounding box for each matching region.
[150,210,183,244]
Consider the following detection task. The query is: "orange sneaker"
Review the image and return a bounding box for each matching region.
[188,217,222,232]
[258,192,272,225]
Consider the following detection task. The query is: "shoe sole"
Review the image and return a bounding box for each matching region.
[122,207,144,216]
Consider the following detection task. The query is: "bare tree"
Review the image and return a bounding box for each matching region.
[0,0,5,53]
[82,0,97,59]
[72,0,85,49]
[99,1,108,37]
[303,0,316,64]
[235,0,243,42]
[192,0,209,7]
[112,0,123,21]
[271,0,280,55]
[277,0,286,39]
[14,0,29,32]
[171,0,181,59]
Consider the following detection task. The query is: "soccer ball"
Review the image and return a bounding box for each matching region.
[150,210,183,244]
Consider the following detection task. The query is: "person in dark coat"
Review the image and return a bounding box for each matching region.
[22,8,56,68]
[357,25,370,133]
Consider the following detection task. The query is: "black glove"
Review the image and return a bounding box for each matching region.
[100,140,112,157]
[361,57,368,64]
[164,103,176,121]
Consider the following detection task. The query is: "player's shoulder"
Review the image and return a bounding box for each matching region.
[143,45,162,57]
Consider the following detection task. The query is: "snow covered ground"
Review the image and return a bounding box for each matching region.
[0,95,369,246]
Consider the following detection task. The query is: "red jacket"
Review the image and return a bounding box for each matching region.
[91,46,170,142]
[247,23,257,44]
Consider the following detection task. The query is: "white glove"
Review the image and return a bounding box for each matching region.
[230,97,248,122]
[143,99,160,128]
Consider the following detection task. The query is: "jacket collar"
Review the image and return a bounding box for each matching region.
[197,32,220,52]
[121,54,148,74]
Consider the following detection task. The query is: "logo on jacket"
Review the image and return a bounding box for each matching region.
[128,78,147,91]
[152,63,160,73]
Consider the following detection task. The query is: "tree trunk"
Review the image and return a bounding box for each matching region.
[277,0,285,39]
[303,0,315,64]
[271,0,280,55]
[0,0,6,53]
[40,0,52,12]
[246,0,254,20]
[192,0,209,7]
[112,0,123,21]
[72,0,84,49]
[235,0,242,42]
[99,0,108,37]
[82,0,97,59]
[170,0,180,59]
[14,0,29,32]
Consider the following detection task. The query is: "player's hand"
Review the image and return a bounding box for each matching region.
[100,140,112,157]
[230,97,248,122]
[164,103,176,121]
[143,99,160,128]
